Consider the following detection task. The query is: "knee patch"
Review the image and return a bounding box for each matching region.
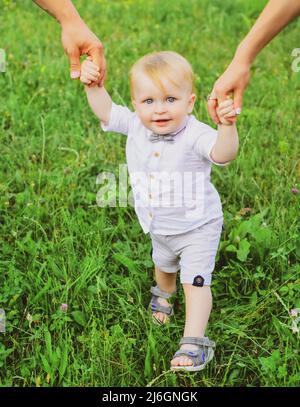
[192,275,205,287]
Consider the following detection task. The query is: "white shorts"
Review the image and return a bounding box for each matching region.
[150,217,223,286]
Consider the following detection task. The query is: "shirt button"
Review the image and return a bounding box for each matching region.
[150,174,155,179]
[149,212,153,218]
[154,152,160,157]
[149,193,152,199]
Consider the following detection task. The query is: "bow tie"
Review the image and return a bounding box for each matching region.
[149,133,175,143]
[149,125,187,143]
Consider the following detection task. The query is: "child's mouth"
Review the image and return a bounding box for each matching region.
[153,119,171,126]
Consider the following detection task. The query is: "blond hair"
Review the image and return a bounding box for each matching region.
[129,51,195,98]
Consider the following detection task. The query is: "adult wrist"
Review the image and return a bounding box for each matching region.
[233,41,255,67]
[57,7,82,25]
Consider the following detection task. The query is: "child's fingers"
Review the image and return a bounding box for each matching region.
[217,104,234,117]
[81,64,100,80]
[224,110,237,118]
[81,69,99,82]
[220,116,236,125]
[81,68,98,79]
[83,59,100,72]
[80,75,91,85]
[81,63,100,80]
[218,99,233,109]
[84,66,100,79]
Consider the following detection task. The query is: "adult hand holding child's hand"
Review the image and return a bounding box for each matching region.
[61,22,105,86]
[207,63,249,125]
[216,98,237,126]
[80,57,101,86]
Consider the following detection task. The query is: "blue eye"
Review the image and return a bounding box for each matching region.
[167,97,176,103]
[144,99,153,104]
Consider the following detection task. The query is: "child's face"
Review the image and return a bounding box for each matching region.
[132,72,196,135]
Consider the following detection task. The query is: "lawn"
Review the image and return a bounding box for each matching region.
[0,0,299,387]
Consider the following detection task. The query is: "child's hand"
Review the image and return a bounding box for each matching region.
[80,57,101,86]
[216,98,237,125]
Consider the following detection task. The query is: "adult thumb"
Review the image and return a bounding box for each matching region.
[68,48,81,79]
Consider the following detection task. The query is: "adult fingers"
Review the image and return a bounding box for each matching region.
[224,114,237,123]
[215,85,228,103]
[216,88,235,122]
[99,61,107,87]
[233,88,243,115]
[207,97,220,124]
[89,45,106,85]
[90,62,107,88]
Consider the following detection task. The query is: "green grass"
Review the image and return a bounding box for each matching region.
[0,0,300,387]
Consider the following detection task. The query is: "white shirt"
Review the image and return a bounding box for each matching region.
[101,102,228,235]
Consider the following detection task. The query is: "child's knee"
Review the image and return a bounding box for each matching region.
[181,274,212,287]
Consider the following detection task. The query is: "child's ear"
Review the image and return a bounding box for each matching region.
[188,93,196,114]
[132,99,137,109]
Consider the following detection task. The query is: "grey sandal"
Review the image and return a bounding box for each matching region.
[149,285,176,326]
[170,336,215,371]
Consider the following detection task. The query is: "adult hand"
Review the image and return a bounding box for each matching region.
[61,19,106,86]
[207,61,250,124]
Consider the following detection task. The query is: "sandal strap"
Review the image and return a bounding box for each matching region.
[179,336,215,348]
[172,338,215,367]
[150,296,174,315]
[173,349,202,359]
[172,349,206,366]
[150,285,176,299]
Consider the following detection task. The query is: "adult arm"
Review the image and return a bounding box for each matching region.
[33,0,106,85]
[208,0,300,123]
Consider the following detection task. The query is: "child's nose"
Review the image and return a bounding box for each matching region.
[155,101,167,113]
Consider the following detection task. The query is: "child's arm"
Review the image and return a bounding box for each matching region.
[80,58,112,125]
[210,99,239,164]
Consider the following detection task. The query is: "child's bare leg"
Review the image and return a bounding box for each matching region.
[171,284,212,367]
[153,265,177,324]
